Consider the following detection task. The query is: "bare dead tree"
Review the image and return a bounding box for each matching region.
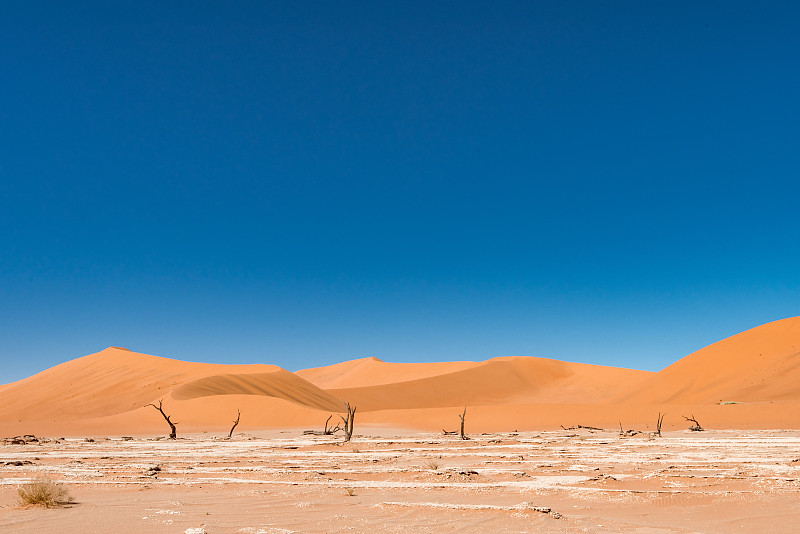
[303,414,344,436]
[458,407,469,440]
[340,403,356,442]
[146,399,177,439]
[656,412,666,437]
[324,415,342,435]
[228,409,241,438]
[683,414,703,431]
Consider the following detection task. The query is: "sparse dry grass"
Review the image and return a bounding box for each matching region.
[17,476,73,508]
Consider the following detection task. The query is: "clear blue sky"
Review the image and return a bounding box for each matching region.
[2,2,799,383]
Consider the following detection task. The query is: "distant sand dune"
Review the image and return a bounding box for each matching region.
[325,357,652,410]
[295,357,482,388]
[1,317,799,436]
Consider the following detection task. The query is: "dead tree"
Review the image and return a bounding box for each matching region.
[458,407,468,440]
[228,409,241,438]
[656,412,666,436]
[683,414,703,431]
[303,414,344,436]
[146,399,177,439]
[340,403,356,442]
[324,415,342,435]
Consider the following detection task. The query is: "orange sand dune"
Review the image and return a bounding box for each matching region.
[320,356,652,411]
[0,347,345,435]
[295,356,483,388]
[0,346,345,418]
[617,316,800,405]
[1,317,799,436]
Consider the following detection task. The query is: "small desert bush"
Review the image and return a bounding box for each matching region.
[425,460,440,470]
[344,487,356,497]
[17,476,73,508]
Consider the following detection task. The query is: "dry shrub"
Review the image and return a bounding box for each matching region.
[17,476,73,508]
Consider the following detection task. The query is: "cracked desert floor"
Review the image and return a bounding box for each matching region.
[2,428,799,533]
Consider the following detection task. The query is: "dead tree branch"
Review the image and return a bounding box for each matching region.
[228,409,241,438]
[324,415,341,435]
[617,422,643,437]
[146,399,177,439]
[683,414,703,431]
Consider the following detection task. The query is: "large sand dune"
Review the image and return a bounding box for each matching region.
[616,316,800,405]
[1,317,799,436]
[0,347,345,435]
[319,357,652,411]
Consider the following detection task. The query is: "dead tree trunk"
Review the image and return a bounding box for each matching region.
[683,414,703,431]
[228,409,241,438]
[656,412,666,436]
[340,403,356,442]
[458,407,468,440]
[146,400,177,439]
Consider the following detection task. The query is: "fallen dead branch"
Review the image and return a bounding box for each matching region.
[562,425,604,431]
[618,422,644,437]
[2,435,39,445]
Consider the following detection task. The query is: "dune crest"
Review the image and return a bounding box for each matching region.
[173,371,345,411]
[296,357,482,388]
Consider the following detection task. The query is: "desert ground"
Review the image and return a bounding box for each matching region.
[1,428,799,533]
[1,317,799,531]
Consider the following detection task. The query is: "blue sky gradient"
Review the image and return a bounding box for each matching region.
[2,2,799,383]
